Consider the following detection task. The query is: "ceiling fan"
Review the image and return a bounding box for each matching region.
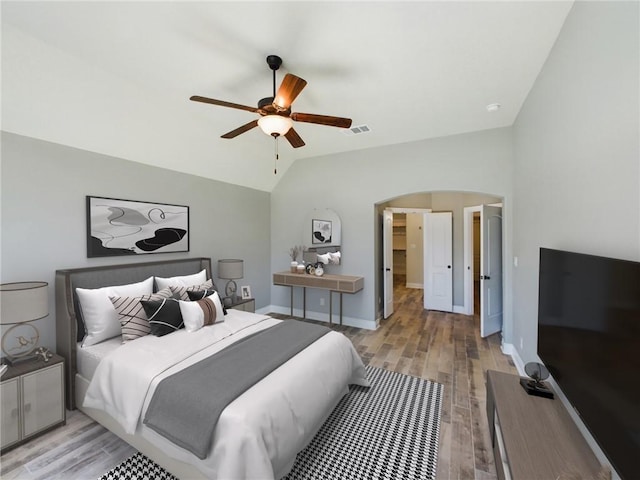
[190,55,352,149]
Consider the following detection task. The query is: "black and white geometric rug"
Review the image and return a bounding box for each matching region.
[99,365,443,480]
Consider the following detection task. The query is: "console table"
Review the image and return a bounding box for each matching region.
[486,370,603,480]
[273,271,364,325]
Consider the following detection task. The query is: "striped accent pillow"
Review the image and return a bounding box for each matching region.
[187,289,227,315]
[109,287,174,343]
[180,291,225,332]
[169,279,214,300]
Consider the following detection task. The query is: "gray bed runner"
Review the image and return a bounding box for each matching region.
[143,320,330,459]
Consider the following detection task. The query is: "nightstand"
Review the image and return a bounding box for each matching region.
[228,297,255,313]
[1,353,66,452]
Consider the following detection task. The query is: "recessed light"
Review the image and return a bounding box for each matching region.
[486,103,501,113]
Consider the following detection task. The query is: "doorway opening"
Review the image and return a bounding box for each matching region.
[377,191,504,338]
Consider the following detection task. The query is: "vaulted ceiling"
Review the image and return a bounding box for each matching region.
[2,1,573,191]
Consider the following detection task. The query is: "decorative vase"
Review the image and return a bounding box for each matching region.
[296,264,305,274]
[290,261,298,273]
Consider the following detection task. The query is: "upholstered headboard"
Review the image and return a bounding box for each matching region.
[55,257,212,409]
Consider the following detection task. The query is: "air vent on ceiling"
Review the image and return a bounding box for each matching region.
[342,124,371,136]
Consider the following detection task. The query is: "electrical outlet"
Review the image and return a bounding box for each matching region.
[320,298,325,306]
[520,337,524,349]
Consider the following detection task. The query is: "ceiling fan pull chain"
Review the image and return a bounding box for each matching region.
[274,135,279,174]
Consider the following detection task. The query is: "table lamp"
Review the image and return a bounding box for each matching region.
[0,281,49,365]
[217,259,243,303]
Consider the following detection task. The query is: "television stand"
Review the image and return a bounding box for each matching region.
[486,370,604,480]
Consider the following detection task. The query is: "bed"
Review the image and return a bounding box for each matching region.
[55,257,369,479]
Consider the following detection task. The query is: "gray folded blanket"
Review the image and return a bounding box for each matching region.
[143,320,330,459]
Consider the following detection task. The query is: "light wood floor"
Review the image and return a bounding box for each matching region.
[1,279,517,480]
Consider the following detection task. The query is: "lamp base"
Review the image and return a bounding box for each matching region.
[4,353,38,366]
[225,280,238,299]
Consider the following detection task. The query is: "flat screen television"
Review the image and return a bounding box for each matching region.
[537,248,640,480]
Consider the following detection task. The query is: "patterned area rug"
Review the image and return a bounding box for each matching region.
[98,365,443,480]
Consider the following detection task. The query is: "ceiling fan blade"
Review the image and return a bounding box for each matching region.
[273,74,307,111]
[221,119,259,139]
[291,112,352,129]
[190,96,259,113]
[285,128,305,148]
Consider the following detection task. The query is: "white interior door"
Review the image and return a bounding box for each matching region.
[383,209,394,318]
[424,212,453,312]
[480,205,503,337]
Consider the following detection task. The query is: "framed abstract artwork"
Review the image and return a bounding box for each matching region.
[312,219,332,244]
[86,196,189,258]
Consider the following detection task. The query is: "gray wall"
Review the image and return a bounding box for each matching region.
[512,1,640,362]
[271,127,514,329]
[0,132,272,352]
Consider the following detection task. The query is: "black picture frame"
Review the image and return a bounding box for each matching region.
[86,195,190,258]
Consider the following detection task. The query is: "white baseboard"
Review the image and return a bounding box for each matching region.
[405,283,423,289]
[500,341,525,376]
[262,305,377,330]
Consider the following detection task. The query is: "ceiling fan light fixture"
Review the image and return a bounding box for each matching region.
[258,115,293,136]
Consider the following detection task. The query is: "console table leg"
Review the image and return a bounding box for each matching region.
[329,291,333,325]
[340,293,343,326]
[290,287,293,318]
[303,287,306,319]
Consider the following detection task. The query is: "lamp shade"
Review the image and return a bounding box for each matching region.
[258,115,293,136]
[218,259,244,280]
[0,281,49,324]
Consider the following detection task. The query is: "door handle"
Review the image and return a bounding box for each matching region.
[385,268,391,272]
[447,265,451,269]
[481,275,491,280]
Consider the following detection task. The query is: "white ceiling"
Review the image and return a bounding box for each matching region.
[2,1,573,192]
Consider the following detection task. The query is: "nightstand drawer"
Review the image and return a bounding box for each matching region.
[22,363,64,437]
[0,378,20,449]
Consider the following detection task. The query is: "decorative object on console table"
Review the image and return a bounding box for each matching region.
[0,282,49,366]
[86,196,189,258]
[0,353,66,452]
[218,259,243,304]
[288,245,306,272]
[519,362,554,399]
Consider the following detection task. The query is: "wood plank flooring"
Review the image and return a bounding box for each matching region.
[1,279,517,479]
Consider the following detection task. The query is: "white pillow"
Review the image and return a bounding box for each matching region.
[77,277,154,347]
[316,253,330,265]
[155,269,207,290]
[180,291,225,333]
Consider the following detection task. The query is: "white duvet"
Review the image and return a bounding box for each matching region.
[83,310,369,479]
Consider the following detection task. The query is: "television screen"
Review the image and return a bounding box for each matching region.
[538,248,640,480]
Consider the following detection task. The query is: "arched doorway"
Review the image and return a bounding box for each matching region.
[375,191,503,336]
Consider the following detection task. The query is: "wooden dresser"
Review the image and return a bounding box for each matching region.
[486,370,603,480]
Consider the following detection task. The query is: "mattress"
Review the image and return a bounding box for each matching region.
[76,336,123,380]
